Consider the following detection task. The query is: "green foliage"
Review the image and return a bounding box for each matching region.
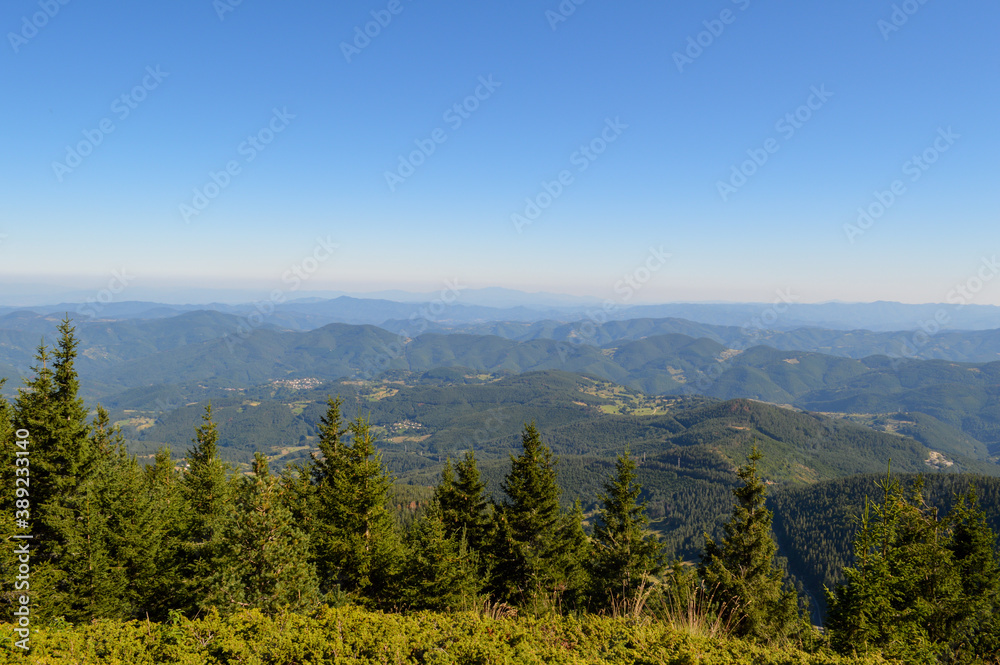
[4,317,1000,661]
[14,322,92,543]
[0,605,899,664]
[554,499,591,611]
[139,447,186,620]
[770,473,1000,618]
[826,472,1000,663]
[25,394,184,624]
[699,446,800,640]
[179,404,232,612]
[434,450,492,554]
[306,398,402,605]
[942,488,1000,662]
[589,449,665,612]
[304,395,349,594]
[400,505,483,612]
[7,323,185,623]
[491,423,590,609]
[203,453,320,615]
[43,408,126,620]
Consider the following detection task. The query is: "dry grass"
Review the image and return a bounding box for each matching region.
[477,598,517,621]
[656,579,743,640]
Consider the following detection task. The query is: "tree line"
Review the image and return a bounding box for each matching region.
[3,320,1000,662]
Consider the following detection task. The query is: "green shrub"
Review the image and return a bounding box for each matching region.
[2,605,896,664]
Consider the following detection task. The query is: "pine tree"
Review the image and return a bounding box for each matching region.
[12,321,97,621]
[182,404,230,539]
[825,473,957,661]
[43,408,131,621]
[309,399,402,605]
[434,450,491,554]
[590,449,664,612]
[401,503,483,611]
[946,487,1000,661]
[41,406,183,622]
[205,453,320,615]
[306,396,348,594]
[138,447,186,620]
[433,457,457,522]
[14,321,92,542]
[554,499,591,611]
[179,404,232,611]
[491,423,584,608]
[698,446,799,640]
[827,474,1000,663]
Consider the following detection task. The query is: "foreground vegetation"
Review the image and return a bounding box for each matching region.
[1,605,894,665]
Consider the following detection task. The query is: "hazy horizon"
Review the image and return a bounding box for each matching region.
[2,281,1000,311]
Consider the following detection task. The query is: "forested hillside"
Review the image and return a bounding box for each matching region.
[4,320,1000,663]
[3,312,1000,468]
[771,474,1000,612]
[109,368,1000,584]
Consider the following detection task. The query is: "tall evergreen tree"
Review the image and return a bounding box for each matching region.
[491,423,585,608]
[827,474,999,663]
[434,450,491,554]
[308,398,402,605]
[179,404,232,612]
[946,487,1000,662]
[554,499,591,611]
[43,407,133,621]
[138,447,186,620]
[590,449,665,612]
[205,453,320,615]
[306,396,348,594]
[12,320,96,621]
[181,404,230,540]
[698,446,799,640]
[14,321,92,540]
[401,502,483,611]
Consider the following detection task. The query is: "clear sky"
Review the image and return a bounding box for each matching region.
[1,0,998,305]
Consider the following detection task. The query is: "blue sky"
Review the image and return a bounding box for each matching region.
[1,0,998,305]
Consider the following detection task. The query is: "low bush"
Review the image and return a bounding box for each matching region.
[2,605,895,664]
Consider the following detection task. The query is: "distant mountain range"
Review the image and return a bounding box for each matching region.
[2,293,1000,331]
[2,309,999,463]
